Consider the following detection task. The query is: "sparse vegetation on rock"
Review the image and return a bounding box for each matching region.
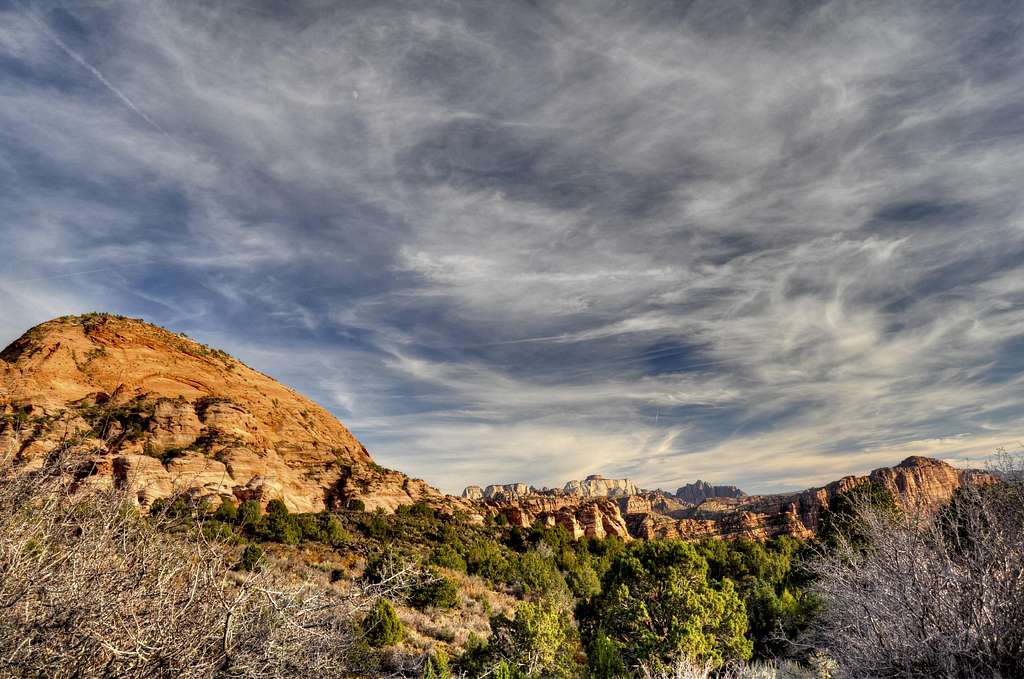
[0,314,441,515]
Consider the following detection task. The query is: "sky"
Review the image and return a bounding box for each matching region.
[1,0,1023,496]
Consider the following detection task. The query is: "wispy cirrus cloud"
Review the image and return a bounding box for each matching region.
[1,0,1022,494]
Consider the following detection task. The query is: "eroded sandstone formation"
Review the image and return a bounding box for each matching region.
[3,316,996,540]
[0,314,445,513]
[564,474,639,497]
[461,485,484,500]
[481,483,533,500]
[491,494,632,540]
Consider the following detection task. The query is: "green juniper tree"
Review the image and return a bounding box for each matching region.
[421,648,452,679]
[362,598,404,647]
[488,600,578,678]
[579,540,752,672]
[817,480,899,552]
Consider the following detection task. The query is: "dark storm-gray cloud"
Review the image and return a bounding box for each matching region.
[1,0,1022,493]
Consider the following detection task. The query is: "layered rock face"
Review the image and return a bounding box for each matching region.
[482,483,533,500]
[461,482,545,501]
[676,480,746,504]
[564,474,639,497]
[463,474,646,537]
[617,491,687,516]
[0,314,444,513]
[463,474,645,511]
[868,455,989,508]
[462,485,484,500]
[490,494,632,540]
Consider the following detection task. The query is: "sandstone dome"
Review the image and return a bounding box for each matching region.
[0,313,441,513]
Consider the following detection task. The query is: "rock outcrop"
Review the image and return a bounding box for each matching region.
[675,480,746,504]
[0,314,445,513]
[461,485,484,500]
[868,455,986,509]
[6,317,992,537]
[564,474,639,497]
[488,494,632,540]
[482,483,533,500]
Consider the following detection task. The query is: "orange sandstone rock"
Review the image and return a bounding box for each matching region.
[0,314,447,513]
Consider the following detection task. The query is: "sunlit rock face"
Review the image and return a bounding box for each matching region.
[481,483,533,500]
[868,455,989,509]
[8,316,993,533]
[563,474,639,497]
[0,314,448,514]
[461,485,484,500]
[487,495,633,541]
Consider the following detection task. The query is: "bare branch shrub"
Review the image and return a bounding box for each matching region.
[805,452,1024,678]
[0,446,414,678]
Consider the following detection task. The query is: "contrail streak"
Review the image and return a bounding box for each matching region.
[12,265,145,284]
[18,1,167,134]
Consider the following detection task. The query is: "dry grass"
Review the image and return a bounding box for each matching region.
[0,447,416,678]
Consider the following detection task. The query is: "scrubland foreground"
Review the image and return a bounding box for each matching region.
[0,445,1021,678]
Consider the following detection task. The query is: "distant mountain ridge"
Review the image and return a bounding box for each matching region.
[461,456,997,542]
[462,474,739,504]
[462,474,643,501]
[676,480,746,504]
